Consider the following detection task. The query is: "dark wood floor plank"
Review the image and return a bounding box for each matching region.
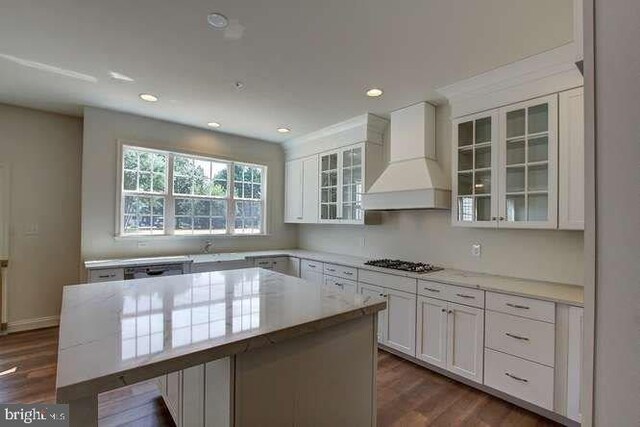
[1,327,559,426]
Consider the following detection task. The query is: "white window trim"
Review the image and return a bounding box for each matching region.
[115,141,268,238]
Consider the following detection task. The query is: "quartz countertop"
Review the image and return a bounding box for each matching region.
[56,268,385,399]
[84,249,583,306]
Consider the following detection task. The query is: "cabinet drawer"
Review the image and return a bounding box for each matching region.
[323,263,357,281]
[417,280,447,298]
[486,311,555,367]
[324,276,358,295]
[487,292,555,323]
[358,269,417,294]
[442,284,485,308]
[484,349,554,410]
[88,268,124,283]
[301,259,323,272]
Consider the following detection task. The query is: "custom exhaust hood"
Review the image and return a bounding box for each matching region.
[362,102,451,210]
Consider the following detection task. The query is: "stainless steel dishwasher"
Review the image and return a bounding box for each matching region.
[124,263,184,280]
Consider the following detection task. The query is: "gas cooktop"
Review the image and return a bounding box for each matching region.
[364,259,443,274]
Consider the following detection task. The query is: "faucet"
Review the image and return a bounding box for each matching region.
[203,240,213,254]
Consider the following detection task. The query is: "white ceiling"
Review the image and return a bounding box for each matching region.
[0,0,573,142]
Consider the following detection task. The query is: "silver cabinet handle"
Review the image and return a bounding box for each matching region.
[343,271,353,276]
[448,309,453,314]
[326,268,336,272]
[98,274,114,278]
[456,293,475,299]
[505,332,530,341]
[499,216,505,221]
[505,372,528,383]
[308,264,316,268]
[441,308,447,313]
[423,287,440,293]
[506,303,530,310]
[491,216,497,221]
[296,216,303,220]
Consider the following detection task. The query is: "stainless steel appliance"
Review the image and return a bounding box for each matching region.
[124,264,184,280]
[364,259,442,274]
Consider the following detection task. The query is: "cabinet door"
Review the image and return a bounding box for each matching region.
[499,94,558,229]
[286,257,300,277]
[385,288,417,357]
[340,144,365,223]
[559,87,585,230]
[416,296,448,369]
[358,283,387,343]
[271,257,289,274]
[446,302,484,383]
[452,111,499,227]
[165,371,182,426]
[285,159,303,223]
[567,306,584,422]
[182,365,205,426]
[319,151,340,222]
[301,156,319,223]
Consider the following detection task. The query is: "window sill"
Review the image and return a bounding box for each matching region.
[114,233,272,241]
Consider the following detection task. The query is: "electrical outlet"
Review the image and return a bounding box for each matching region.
[471,243,481,258]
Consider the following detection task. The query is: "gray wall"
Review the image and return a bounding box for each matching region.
[299,104,585,285]
[592,0,640,423]
[81,107,297,260]
[0,104,82,324]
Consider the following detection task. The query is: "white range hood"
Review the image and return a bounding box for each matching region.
[362,102,451,210]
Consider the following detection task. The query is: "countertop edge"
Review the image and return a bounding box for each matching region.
[56,300,385,400]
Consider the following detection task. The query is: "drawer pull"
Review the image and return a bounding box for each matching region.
[441,308,446,313]
[343,271,353,276]
[308,264,316,268]
[456,293,475,299]
[326,268,336,272]
[505,372,529,383]
[423,287,440,293]
[506,303,530,310]
[98,274,114,278]
[505,332,530,341]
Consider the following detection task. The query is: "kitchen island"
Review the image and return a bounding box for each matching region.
[56,268,385,426]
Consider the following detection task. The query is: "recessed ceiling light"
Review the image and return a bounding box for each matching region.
[109,71,134,82]
[207,122,221,128]
[139,93,158,102]
[277,127,291,134]
[207,13,229,29]
[366,88,383,97]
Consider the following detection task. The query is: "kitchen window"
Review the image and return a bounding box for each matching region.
[120,145,267,236]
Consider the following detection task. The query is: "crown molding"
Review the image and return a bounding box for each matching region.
[437,43,584,118]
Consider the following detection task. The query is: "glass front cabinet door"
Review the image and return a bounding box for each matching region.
[499,95,557,228]
[319,144,364,223]
[452,111,499,227]
[452,94,558,229]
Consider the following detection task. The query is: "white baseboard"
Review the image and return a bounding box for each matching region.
[6,315,59,333]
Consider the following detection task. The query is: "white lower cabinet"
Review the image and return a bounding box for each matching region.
[566,306,584,422]
[164,371,182,426]
[253,257,289,273]
[446,302,484,383]
[485,348,555,410]
[416,296,448,369]
[192,260,251,273]
[384,289,417,357]
[286,256,300,277]
[300,259,324,284]
[358,283,387,343]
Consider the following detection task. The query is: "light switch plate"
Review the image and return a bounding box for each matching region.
[471,243,481,257]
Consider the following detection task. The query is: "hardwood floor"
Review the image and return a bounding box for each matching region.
[0,327,558,426]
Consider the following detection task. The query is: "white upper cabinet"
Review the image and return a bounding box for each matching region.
[284,113,387,226]
[499,94,558,229]
[319,144,365,223]
[559,87,585,230]
[452,111,499,227]
[284,155,318,223]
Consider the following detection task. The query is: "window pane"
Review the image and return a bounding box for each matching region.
[124,151,137,170]
[252,168,261,183]
[194,199,211,216]
[153,198,164,215]
[124,195,137,214]
[194,217,210,230]
[139,172,152,192]
[176,217,192,230]
[234,183,242,198]
[212,180,227,197]
[139,197,151,214]
[152,173,165,193]
[234,201,262,234]
[174,176,192,195]
[212,217,226,232]
[139,152,153,171]
[212,200,226,217]
[175,199,192,216]
[153,154,166,173]
[124,171,137,191]
[124,215,138,232]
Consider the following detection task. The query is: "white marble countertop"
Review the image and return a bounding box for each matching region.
[83,249,583,306]
[56,268,385,400]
